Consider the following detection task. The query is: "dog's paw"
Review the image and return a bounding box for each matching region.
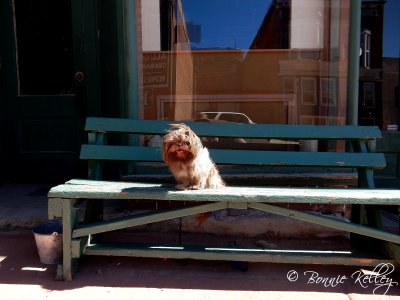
[175,184,187,190]
[189,185,201,190]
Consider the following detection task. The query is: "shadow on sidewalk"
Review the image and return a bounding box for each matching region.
[0,230,399,296]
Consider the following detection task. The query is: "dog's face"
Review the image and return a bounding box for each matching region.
[162,124,202,163]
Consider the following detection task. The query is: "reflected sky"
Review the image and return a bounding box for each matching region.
[182,0,272,50]
[383,0,400,58]
[182,0,399,57]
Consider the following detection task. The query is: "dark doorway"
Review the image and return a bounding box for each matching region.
[1,0,99,183]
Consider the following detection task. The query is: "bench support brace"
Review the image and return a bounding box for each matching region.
[249,203,400,244]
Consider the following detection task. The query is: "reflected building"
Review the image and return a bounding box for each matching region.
[359,0,385,128]
[360,0,400,130]
[139,0,350,128]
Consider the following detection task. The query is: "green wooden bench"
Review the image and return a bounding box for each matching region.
[48,117,400,281]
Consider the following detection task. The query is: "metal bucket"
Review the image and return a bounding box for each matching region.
[32,219,63,264]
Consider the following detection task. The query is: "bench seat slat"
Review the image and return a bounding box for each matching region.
[80,144,386,168]
[48,180,400,205]
[85,117,382,140]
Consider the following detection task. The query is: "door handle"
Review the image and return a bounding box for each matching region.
[75,71,85,82]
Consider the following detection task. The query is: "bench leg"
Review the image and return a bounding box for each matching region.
[351,204,387,250]
[384,242,400,266]
[60,198,79,281]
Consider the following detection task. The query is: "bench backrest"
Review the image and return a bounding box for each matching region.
[81,117,385,188]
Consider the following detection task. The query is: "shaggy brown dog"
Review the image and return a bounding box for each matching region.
[162,124,225,190]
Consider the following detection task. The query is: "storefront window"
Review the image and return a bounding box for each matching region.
[136,0,350,127]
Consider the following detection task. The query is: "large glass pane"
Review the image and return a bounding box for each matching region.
[137,0,349,127]
[361,0,400,130]
[381,0,400,131]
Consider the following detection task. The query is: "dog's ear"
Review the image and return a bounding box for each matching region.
[162,140,171,162]
[187,128,203,154]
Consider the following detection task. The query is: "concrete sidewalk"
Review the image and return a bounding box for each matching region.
[0,184,399,299]
[0,184,50,230]
[1,230,399,299]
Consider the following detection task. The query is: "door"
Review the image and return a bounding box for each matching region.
[359,81,382,128]
[1,0,99,183]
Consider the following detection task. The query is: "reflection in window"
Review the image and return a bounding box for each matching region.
[320,78,337,107]
[361,29,371,68]
[301,78,317,105]
[363,82,375,108]
[137,0,349,127]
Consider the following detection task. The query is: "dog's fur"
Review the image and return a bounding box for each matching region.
[162,124,225,190]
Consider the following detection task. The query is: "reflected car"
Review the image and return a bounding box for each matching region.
[146,112,256,147]
[198,112,255,124]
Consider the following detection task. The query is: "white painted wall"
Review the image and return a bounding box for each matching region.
[290,0,325,49]
[141,0,161,51]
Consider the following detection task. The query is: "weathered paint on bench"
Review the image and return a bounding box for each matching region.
[50,179,399,205]
[85,117,383,140]
[48,179,400,245]
[47,117,399,281]
[80,145,386,168]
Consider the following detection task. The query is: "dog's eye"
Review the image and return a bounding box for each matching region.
[177,141,190,147]
[185,131,189,136]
